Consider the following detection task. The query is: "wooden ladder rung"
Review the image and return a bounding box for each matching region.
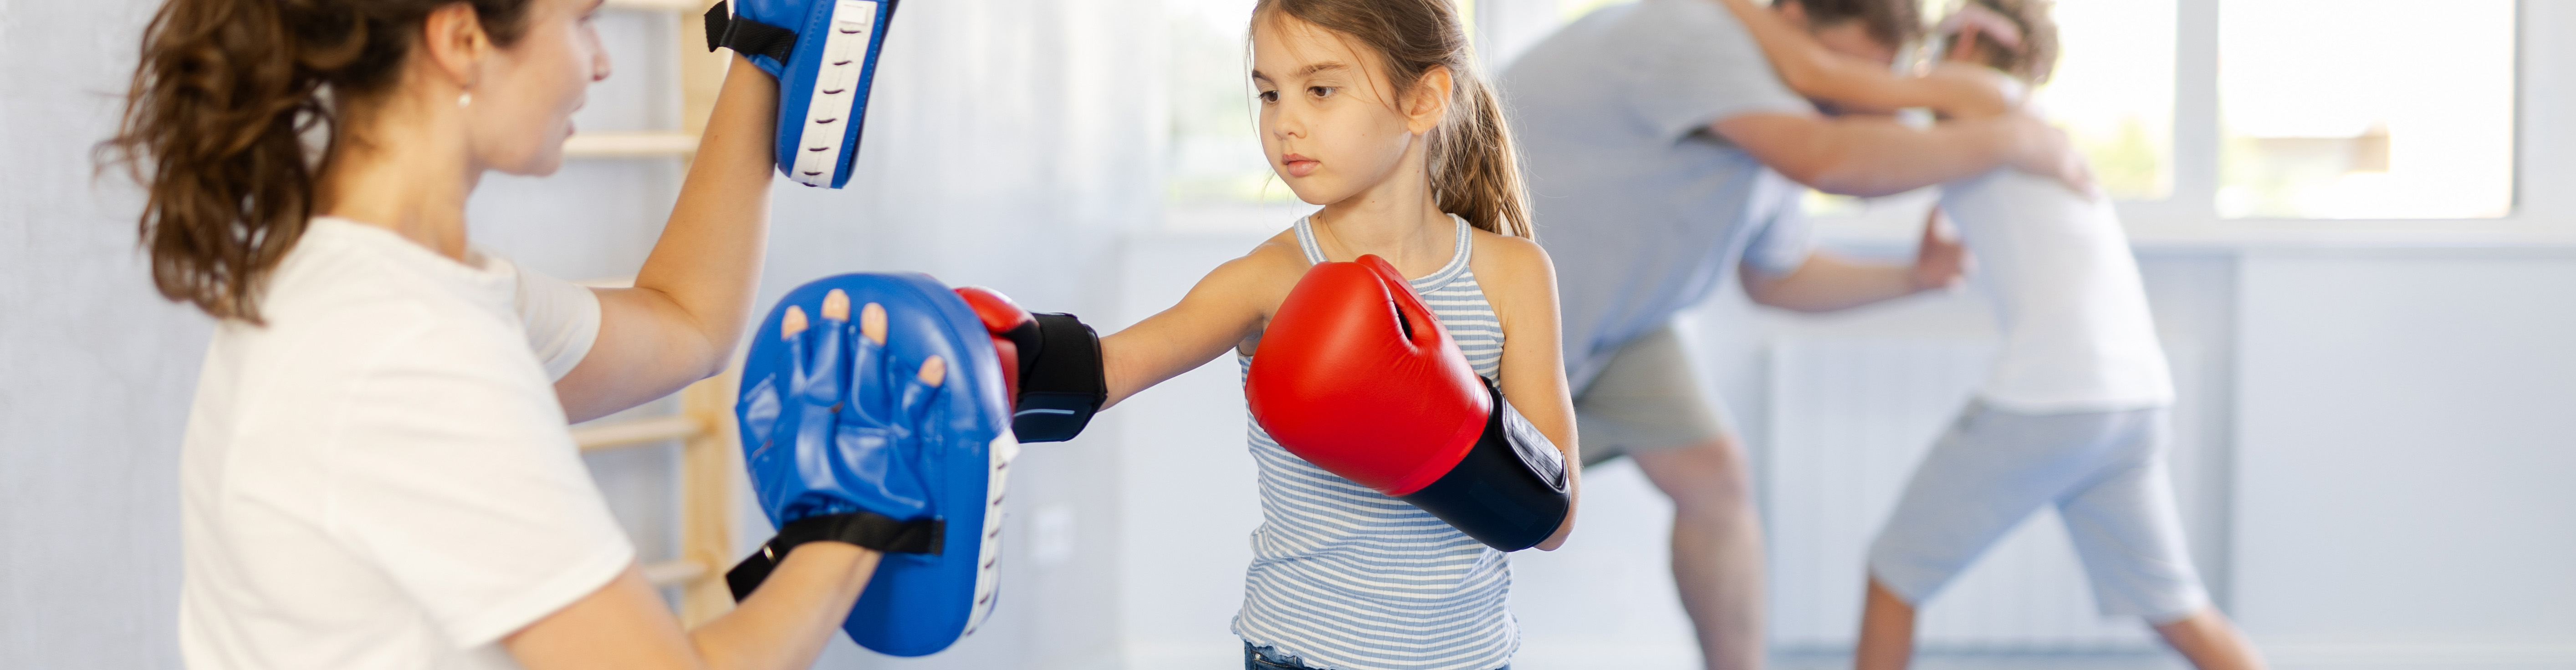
[643,559,713,587]
[574,415,705,452]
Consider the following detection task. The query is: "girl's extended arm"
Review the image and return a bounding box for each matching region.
[552,56,777,422]
[1475,235,1583,551]
[1712,0,2010,119]
[1099,239,1308,408]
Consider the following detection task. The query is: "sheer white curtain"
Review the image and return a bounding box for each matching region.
[765,0,1167,315]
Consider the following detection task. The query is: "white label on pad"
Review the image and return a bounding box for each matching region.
[960,430,1019,637]
[790,0,879,187]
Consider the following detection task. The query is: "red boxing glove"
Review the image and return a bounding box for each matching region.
[954,286,1031,400]
[1247,255,1569,551]
[952,286,1108,443]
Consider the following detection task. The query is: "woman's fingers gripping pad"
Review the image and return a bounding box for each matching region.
[736,272,1015,656]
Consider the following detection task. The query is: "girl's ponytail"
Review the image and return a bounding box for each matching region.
[1256,0,1534,239]
[1430,77,1532,239]
[104,0,531,323]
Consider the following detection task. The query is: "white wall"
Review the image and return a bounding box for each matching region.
[2,1,204,666]
[2235,251,2576,669]
[1103,232,1271,670]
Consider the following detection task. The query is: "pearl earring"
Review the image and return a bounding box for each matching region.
[458,91,472,108]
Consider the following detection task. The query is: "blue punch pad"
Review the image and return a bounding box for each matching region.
[737,273,1017,656]
[710,0,899,188]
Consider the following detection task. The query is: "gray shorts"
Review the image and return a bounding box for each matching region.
[1867,401,2212,622]
[1574,325,1734,467]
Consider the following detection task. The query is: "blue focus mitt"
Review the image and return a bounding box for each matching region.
[729,273,1017,656]
[705,0,896,188]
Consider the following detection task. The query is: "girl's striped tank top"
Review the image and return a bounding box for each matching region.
[1231,214,1515,670]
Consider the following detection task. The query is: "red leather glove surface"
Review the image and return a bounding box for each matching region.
[1247,255,1492,496]
[953,286,1029,401]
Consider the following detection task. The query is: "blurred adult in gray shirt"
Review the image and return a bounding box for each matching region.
[1499,1,2087,668]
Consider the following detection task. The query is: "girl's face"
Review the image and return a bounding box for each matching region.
[1250,15,1446,206]
[467,0,613,176]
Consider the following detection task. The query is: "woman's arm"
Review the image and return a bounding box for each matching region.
[553,55,778,422]
[1712,0,2011,119]
[505,545,879,670]
[1474,234,1582,551]
[1097,239,1305,409]
[511,316,952,670]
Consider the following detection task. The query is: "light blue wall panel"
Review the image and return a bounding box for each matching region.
[2237,252,2576,668]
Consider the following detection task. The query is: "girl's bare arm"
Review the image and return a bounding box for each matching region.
[1098,237,1307,409]
[1473,233,1583,551]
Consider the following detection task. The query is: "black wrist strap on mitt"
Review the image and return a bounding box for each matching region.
[726,512,943,602]
[701,1,797,63]
[1011,313,1107,442]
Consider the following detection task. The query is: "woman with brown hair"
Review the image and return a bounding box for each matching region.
[106,0,923,667]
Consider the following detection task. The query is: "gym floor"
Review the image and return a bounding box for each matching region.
[1769,651,2188,670]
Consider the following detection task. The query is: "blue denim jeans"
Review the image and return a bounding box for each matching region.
[1244,642,1509,670]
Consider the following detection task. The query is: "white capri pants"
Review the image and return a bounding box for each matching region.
[1867,401,2211,623]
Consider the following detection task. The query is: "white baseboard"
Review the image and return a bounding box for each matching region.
[2261,640,2576,669]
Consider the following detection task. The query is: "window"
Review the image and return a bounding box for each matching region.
[2034,0,2177,201]
[1163,0,2529,229]
[1812,0,2181,213]
[1165,0,1288,205]
[2217,0,2517,219]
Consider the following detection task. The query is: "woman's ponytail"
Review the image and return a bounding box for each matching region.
[104,0,531,323]
[1255,0,1535,239]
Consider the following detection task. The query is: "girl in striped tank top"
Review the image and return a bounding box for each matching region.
[1084,1,1581,668]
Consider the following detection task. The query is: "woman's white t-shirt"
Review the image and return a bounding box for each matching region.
[177,218,626,670]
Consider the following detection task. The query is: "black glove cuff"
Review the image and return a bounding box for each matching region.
[702,1,797,63]
[1484,378,1568,491]
[1390,377,1573,552]
[726,512,943,602]
[1012,313,1106,442]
